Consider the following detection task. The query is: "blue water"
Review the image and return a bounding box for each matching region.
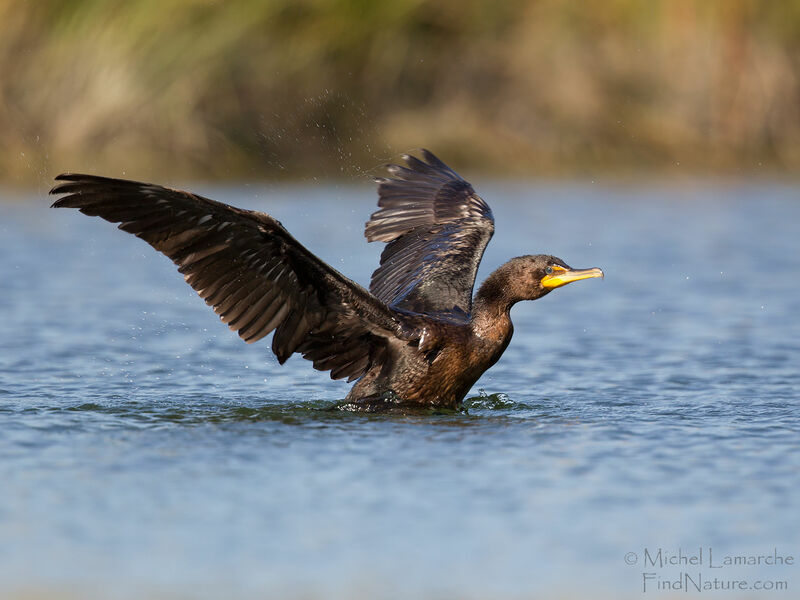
[1,180,798,599]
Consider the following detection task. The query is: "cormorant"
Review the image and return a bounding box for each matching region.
[50,150,603,411]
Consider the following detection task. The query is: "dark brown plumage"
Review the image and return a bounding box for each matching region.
[50,150,602,411]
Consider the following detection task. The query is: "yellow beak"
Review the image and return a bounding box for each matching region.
[541,267,604,289]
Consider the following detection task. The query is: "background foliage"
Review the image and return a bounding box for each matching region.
[2,0,800,182]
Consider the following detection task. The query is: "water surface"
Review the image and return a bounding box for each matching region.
[1,180,798,599]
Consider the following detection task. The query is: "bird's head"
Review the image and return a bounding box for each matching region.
[508,254,604,301]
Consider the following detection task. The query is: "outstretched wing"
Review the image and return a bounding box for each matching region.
[365,150,494,320]
[50,174,401,382]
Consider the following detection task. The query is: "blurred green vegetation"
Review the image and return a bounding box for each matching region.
[2,0,800,183]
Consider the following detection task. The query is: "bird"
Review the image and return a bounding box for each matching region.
[50,149,603,412]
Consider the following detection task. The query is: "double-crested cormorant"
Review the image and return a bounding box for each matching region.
[50,150,602,411]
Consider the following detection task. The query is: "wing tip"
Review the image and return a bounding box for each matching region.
[53,172,84,182]
[380,148,461,184]
[406,148,445,168]
[49,173,119,202]
[50,174,82,202]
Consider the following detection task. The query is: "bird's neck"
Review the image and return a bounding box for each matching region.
[471,264,519,343]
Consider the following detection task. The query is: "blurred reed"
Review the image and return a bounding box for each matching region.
[1,0,799,184]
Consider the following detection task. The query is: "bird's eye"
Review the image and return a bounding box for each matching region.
[545,266,553,275]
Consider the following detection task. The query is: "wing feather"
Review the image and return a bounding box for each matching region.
[365,150,494,319]
[51,174,400,381]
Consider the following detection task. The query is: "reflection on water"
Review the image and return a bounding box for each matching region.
[0,181,798,599]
